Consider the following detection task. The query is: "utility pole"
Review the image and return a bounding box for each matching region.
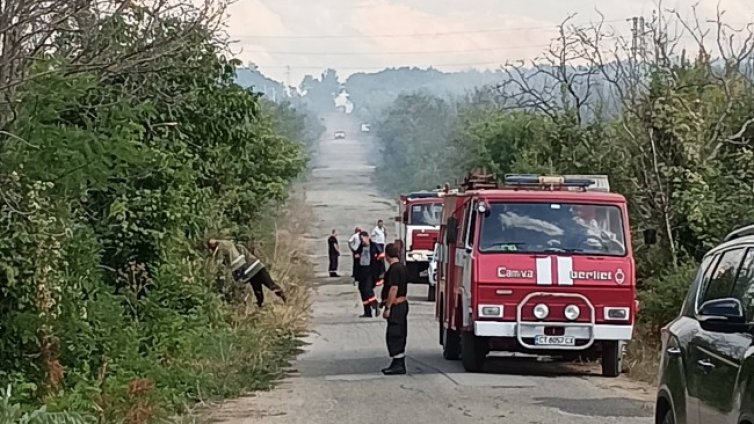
[638,16,646,58]
[629,16,647,62]
[629,16,639,64]
[286,65,291,89]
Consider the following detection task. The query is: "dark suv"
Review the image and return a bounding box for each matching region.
[656,225,754,424]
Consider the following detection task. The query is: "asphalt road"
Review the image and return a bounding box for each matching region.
[209,113,656,424]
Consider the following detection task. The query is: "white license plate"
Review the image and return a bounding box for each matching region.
[419,270,429,277]
[534,336,575,346]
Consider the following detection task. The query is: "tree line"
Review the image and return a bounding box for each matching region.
[0,0,321,421]
[372,9,754,340]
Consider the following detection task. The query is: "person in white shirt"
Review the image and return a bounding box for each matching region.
[348,227,362,283]
[371,219,387,252]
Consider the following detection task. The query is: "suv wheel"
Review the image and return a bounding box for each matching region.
[660,409,675,424]
[601,341,622,377]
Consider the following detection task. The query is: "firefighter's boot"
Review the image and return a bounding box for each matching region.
[381,357,406,375]
[359,305,372,318]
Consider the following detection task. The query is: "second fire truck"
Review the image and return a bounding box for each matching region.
[396,189,454,301]
[435,173,645,376]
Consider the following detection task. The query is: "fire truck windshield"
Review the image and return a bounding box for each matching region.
[478,202,626,256]
[410,203,442,226]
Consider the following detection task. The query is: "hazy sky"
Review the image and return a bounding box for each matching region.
[226,0,754,83]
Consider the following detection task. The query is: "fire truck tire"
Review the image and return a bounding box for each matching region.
[427,284,436,302]
[442,326,461,360]
[601,341,622,377]
[461,332,486,372]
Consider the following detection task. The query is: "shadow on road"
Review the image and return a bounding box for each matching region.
[294,351,599,380]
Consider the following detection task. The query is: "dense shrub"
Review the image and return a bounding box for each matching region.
[0,1,321,420]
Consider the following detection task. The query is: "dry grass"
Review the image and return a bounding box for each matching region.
[232,191,315,338]
[623,326,662,384]
[176,194,316,423]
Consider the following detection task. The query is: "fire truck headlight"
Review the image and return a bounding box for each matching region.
[533,304,549,320]
[564,305,581,321]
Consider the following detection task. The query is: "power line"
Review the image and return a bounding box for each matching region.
[254,61,510,71]
[242,44,552,56]
[232,19,627,39]
[243,32,734,59]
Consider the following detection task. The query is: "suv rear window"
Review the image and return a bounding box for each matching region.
[699,248,746,306]
[730,248,754,322]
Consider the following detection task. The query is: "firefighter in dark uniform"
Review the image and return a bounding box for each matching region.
[354,231,381,317]
[208,239,287,307]
[380,242,409,375]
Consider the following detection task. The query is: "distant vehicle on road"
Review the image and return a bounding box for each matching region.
[655,224,754,424]
[334,131,346,139]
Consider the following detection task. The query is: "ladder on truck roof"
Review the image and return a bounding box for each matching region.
[403,186,459,200]
[460,169,499,191]
[404,191,439,199]
[449,170,610,192]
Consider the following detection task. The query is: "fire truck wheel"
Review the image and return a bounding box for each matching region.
[442,326,461,360]
[461,332,486,372]
[427,285,436,302]
[601,341,622,377]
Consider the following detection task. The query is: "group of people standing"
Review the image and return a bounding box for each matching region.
[326,220,410,375]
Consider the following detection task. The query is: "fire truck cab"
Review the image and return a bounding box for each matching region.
[435,174,636,377]
[396,190,453,301]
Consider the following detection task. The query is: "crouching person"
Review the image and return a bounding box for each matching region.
[208,238,287,307]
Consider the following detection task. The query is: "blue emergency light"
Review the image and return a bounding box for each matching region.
[504,174,596,189]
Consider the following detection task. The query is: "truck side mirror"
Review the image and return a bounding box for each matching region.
[402,211,408,223]
[446,217,458,244]
[643,228,657,245]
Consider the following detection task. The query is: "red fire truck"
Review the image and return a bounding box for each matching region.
[396,190,452,301]
[435,173,641,377]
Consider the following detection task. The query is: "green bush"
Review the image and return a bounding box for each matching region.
[637,262,699,335]
[0,2,319,421]
[0,386,93,424]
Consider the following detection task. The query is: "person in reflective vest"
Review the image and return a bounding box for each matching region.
[208,239,287,307]
[354,231,381,317]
